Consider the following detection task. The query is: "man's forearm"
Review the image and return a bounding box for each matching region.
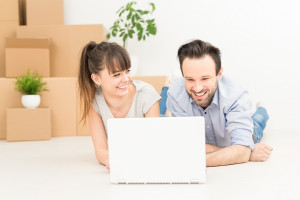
[206,143,223,153]
[206,145,251,167]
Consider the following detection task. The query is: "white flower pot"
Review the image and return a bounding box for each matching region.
[21,95,41,109]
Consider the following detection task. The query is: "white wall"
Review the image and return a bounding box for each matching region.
[64,0,300,130]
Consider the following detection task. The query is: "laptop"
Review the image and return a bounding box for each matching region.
[107,117,206,184]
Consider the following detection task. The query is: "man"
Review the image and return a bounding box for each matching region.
[166,39,273,167]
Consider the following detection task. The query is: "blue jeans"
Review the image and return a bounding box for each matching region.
[159,86,169,117]
[252,107,269,143]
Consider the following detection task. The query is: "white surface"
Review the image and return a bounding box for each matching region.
[107,117,206,184]
[1,130,300,200]
[64,0,300,130]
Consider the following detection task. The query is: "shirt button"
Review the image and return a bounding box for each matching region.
[209,137,213,140]
[204,112,207,114]
[207,126,210,128]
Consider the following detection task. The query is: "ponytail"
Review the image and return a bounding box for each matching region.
[78,42,98,125]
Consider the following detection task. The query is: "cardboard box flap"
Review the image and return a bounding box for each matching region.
[6,37,50,49]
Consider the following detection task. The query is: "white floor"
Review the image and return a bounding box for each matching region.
[1,130,300,200]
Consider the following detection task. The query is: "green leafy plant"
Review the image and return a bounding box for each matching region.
[106,1,157,48]
[15,70,48,95]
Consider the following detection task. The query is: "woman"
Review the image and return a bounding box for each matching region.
[78,41,161,169]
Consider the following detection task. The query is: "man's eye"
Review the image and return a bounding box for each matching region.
[187,79,194,82]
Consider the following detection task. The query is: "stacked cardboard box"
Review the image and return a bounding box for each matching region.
[0,1,167,140]
[0,0,19,77]
[6,108,51,141]
[40,78,77,137]
[5,37,50,77]
[17,24,106,77]
[0,78,22,139]
[25,0,64,25]
[0,0,19,22]
[0,78,77,139]
[0,0,107,141]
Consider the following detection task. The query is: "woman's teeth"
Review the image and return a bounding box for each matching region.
[118,85,127,89]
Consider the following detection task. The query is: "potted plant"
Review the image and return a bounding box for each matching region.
[106,1,157,75]
[14,70,48,109]
[106,1,157,48]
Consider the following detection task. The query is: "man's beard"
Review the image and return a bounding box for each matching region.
[188,82,218,108]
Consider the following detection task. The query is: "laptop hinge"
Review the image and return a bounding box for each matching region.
[118,179,127,184]
[190,179,200,184]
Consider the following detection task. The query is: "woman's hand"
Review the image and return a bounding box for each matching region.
[105,158,110,170]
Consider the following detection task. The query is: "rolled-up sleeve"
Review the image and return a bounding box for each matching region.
[225,91,255,150]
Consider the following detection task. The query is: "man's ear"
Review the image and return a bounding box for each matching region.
[217,68,223,80]
[91,73,101,86]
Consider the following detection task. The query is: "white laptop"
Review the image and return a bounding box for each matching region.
[107,117,206,184]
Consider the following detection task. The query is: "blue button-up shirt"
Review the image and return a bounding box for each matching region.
[166,75,254,150]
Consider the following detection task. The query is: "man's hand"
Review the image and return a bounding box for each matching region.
[250,142,273,162]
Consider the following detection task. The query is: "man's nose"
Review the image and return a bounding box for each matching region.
[194,81,203,92]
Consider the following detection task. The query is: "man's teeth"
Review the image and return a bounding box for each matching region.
[195,91,206,96]
[118,85,127,89]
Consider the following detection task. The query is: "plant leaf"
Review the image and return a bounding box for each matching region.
[127,11,132,20]
[147,23,157,35]
[123,34,128,43]
[149,3,155,12]
[14,70,48,95]
[138,30,143,41]
[118,9,125,17]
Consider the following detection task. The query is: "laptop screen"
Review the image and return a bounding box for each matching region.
[107,117,206,184]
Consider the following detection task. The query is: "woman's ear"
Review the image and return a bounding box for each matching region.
[91,73,101,86]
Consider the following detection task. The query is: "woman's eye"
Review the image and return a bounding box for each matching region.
[126,69,131,73]
[113,73,120,77]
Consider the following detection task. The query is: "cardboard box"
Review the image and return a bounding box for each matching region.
[132,76,168,94]
[0,78,22,139]
[5,37,50,77]
[0,21,18,77]
[25,0,63,25]
[6,108,51,141]
[0,0,19,21]
[17,24,107,77]
[40,78,77,137]
[0,78,77,139]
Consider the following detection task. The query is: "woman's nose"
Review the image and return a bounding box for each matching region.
[122,73,129,82]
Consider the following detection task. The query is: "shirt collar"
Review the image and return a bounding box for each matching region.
[211,87,219,107]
